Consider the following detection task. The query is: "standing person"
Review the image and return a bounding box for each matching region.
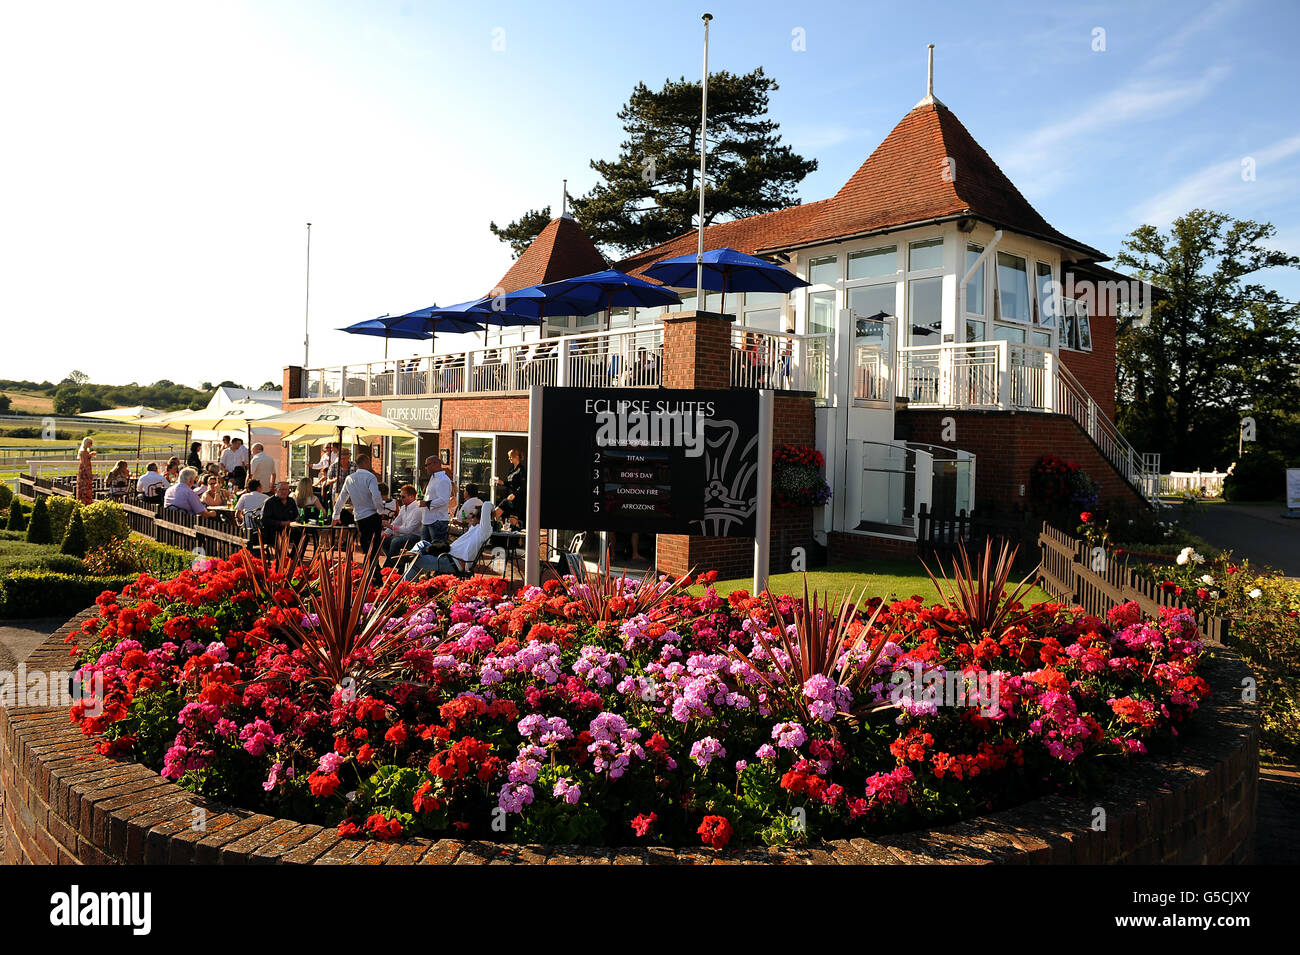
[186,442,203,471]
[330,448,353,517]
[312,442,338,510]
[332,452,385,561]
[248,442,276,493]
[419,455,453,543]
[75,437,96,505]
[492,448,526,526]
[222,437,250,490]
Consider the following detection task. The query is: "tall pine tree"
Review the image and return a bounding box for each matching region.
[491,67,816,258]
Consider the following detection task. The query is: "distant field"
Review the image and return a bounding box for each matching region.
[1,391,54,415]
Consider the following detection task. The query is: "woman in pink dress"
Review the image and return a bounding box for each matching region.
[76,437,96,505]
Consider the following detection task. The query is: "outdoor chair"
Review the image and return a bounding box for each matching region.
[548,531,586,578]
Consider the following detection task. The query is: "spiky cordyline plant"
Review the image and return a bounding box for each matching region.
[548,550,692,627]
[920,537,1039,641]
[725,576,894,724]
[240,535,435,699]
[233,529,314,604]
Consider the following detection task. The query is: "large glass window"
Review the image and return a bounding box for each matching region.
[1035,262,1057,327]
[808,290,835,336]
[457,436,494,493]
[907,277,943,345]
[742,308,782,331]
[387,435,417,490]
[1076,300,1093,350]
[992,324,1025,343]
[808,255,838,286]
[966,319,986,342]
[847,245,897,280]
[996,252,1031,323]
[909,238,944,272]
[743,290,786,307]
[848,284,895,321]
[965,243,985,316]
[608,307,631,329]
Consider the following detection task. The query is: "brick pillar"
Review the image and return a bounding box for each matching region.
[660,310,733,389]
[283,365,304,400]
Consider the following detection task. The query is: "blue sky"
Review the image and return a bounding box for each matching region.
[1,0,1297,388]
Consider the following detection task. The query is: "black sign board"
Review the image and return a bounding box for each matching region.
[538,387,759,536]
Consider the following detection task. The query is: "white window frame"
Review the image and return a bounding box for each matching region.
[995,250,1032,325]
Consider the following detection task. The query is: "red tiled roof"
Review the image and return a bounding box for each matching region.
[616,102,1104,275]
[766,103,1102,258]
[491,216,608,294]
[616,201,829,279]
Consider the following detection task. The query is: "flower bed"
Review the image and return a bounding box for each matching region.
[65,548,1215,850]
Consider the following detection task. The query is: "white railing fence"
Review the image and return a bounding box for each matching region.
[1161,470,1226,497]
[897,340,1159,501]
[729,329,828,398]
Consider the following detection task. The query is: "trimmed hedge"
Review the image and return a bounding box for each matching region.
[0,571,135,620]
[81,500,130,550]
[6,498,26,531]
[61,507,88,557]
[25,496,52,544]
[0,482,11,511]
[45,495,77,542]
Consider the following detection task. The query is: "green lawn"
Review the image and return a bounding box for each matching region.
[691,557,1054,606]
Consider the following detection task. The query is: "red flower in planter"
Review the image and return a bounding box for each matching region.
[1080,512,1093,523]
[697,815,733,849]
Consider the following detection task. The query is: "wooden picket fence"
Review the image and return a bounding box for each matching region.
[19,474,250,560]
[1037,521,1230,643]
[915,503,1036,560]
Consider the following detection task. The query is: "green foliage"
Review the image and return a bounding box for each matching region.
[61,507,88,557]
[489,206,556,259]
[6,497,27,531]
[1223,449,1289,501]
[0,570,134,619]
[0,539,87,575]
[24,496,52,544]
[0,482,11,511]
[82,537,191,577]
[79,501,130,550]
[0,393,9,413]
[1115,210,1300,470]
[45,495,76,542]
[494,67,816,257]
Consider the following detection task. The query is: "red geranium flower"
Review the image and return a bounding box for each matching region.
[697,815,733,849]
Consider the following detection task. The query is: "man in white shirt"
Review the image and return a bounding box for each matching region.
[220,437,250,489]
[332,452,386,560]
[419,455,453,544]
[235,480,270,531]
[136,462,168,501]
[456,483,484,522]
[436,505,493,575]
[380,484,424,566]
[248,443,276,492]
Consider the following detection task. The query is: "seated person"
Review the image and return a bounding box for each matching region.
[163,467,208,516]
[377,482,397,519]
[136,462,168,501]
[293,476,323,521]
[435,505,494,576]
[456,484,484,522]
[199,474,231,507]
[381,484,424,565]
[234,480,269,530]
[260,481,301,537]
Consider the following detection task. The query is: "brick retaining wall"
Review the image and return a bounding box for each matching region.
[0,609,1258,864]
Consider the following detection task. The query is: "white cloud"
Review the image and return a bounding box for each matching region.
[1129,133,1300,226]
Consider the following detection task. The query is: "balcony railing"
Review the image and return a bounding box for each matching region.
[897,340,1159,500]
[302,326,667,400]
[729,328,829,399]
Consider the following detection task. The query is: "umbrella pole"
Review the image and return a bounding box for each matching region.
[136,423,142,463]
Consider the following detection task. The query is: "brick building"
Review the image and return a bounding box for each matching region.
[281,81,1158,574]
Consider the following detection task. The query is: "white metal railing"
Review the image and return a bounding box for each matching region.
[897,340,1159,501]
[1161,470,1226,497]
[303,326,664,399]
[729,328,828,399]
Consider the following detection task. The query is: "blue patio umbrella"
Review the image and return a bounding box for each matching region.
[643,247,809,312]
[489,270,681,331]
[388,303,489,351]
[338,315,431,359]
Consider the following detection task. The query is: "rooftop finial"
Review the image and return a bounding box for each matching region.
[915,43,944,109]
[561,179,570,219]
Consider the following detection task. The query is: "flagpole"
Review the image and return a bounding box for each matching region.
[695,13,712,309]
[304,222,312,368]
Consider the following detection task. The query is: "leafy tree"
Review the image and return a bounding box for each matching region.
[63,369,89,386]
[25,496,52,544]
[1114,210,1300,470]
[492,67,816,257]
[258,382,282,392]
[0,393,10,413]
[490,207,556,259]
[60,506,88,557]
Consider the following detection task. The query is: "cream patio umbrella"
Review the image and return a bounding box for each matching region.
[78,405,167,460]
[151,398,286,455]
[254,400,416,448]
